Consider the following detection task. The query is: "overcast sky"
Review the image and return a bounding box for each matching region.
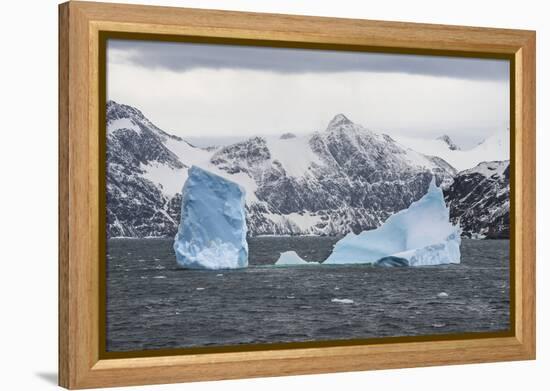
[107,39,510,148]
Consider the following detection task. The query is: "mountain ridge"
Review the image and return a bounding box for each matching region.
[105,100,510,239]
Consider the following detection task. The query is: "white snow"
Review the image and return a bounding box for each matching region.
[107,118,142,134]
[401,147,443,171]
[165,138,211,166]
[141,136,261,203]
[275,251,319,266]
[394,130,509,171]
[141,163,187,197]
[219,171,259,204]
[137,137,210,198]
[173,166,248,270]
[461,160,509,179]
[323,177,461,266]
[262,211,322,233]
[264,134,323,177]
[285,212,321,231]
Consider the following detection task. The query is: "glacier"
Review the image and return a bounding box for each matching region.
[275,251,319,266]
[324,177,461,266]
[173,166,248,270]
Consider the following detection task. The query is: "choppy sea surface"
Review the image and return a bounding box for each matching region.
[106,237,510,352]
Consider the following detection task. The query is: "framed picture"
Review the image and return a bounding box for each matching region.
[59,1,536,389]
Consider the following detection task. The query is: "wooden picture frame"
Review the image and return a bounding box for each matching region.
[59,1,536,389]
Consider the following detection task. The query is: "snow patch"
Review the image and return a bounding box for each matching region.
[263,211,323,233]
[142,136,261,203]
[165,138,211,166]
[108,118,141,135]
[265,134,323,178]
[461,160,508,179]
[141,163,187,197]
[394,130,509,171]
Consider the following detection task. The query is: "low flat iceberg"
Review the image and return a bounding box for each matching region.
[324,178,461,267]
[331,298,354,304]
[275,251,319,266]
[173,166,248,270]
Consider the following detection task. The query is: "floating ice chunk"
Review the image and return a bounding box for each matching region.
[437,292,449,298]
[275,251,319,266]
[173,166,248,270]
[331,298,354,304]
[324,177,461,266]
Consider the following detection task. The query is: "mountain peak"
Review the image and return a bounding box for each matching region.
[326,114,353,131]
[107,100,146,122]
[436,134,460,151]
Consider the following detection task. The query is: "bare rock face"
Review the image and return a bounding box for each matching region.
[444,161,510,239]
[437,134,460,151]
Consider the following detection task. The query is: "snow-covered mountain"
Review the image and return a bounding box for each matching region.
[394,130,509,171]
[210,113,457,236]
[444,161,510,238]
[106,101,509,239]
[106,101,186,237]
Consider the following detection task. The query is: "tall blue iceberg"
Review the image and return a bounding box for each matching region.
[324,178,461,266]
[173,166,248,270]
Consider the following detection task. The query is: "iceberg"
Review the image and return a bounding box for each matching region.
[173,166,248,270]
[275,251,319,266]
[324,177,461,266]
[374,256,409,267]
[331,298,354,304]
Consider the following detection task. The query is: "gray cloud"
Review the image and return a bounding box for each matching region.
[108,39,509,81]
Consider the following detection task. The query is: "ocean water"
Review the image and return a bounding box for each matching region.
[106,237,510,352]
